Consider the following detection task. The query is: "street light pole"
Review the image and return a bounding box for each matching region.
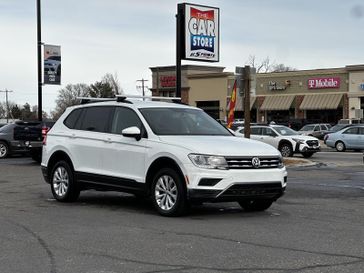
[37,0,43,121]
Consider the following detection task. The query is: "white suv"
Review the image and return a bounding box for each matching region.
[41,97,287,216]
[235,124,320,158]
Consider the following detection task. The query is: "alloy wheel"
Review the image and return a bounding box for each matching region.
[155,175,178,211]
[0,143,8,158]
[52,166,69,197]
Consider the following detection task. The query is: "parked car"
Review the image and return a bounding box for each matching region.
[236,124,320,158]
[325,125,364,152]
[323,124,353,144]
[29,121,55,163]
[0,121,42,158]
[41,96,287,216]
[298,123,331,139]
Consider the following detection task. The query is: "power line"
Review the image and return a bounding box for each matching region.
[0,89,14,123]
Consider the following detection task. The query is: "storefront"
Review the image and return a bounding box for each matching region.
[150,64,364,124]
[255,68,348,124]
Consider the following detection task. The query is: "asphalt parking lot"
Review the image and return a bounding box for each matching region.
[1,153,364,273]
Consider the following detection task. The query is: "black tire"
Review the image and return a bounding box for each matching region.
[0,141,9,159]
[151,167,188,217]
[238,199,273,212]
[279,143,293,157]
[50,160,80,202]
[302,152,314,158]
[335,141,346,152]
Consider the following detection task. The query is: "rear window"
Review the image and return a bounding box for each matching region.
[79,106,113,132]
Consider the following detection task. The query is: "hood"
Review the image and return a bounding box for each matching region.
[294,134,319,141]
[158,135,281,157]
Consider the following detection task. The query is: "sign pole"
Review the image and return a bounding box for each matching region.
[176,4,183,99]
[244,66,251,139]
[37,0,42,121]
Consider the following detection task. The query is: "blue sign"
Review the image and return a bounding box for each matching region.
[360,83,364,90]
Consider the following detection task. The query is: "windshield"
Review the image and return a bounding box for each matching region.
[274,126,299,136]
[139,108,232,136]
[300,125,315,131]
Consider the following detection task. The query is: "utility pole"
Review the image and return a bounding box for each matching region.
[0,89,14,123]
[136,78,148,100]
[37,0,43,121]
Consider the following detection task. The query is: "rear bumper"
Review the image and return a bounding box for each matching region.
[188,183,286,202]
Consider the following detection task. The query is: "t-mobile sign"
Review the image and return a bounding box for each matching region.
[308,77,340,89]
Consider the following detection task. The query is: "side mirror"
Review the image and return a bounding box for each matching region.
[122,126,141,141]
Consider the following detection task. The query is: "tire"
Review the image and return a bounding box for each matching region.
[279,143,293,157]
[238,199,273,212]
[151,167,188,217]
[50,160,80,202]
[335,141,346,152]
[0,141,9,159]
[302,152,314,158]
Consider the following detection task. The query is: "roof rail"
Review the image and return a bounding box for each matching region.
[77,97,116,104]
[76,95,182,105]
[116,95,181,102]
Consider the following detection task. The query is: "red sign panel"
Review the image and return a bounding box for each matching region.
[160,76,176,87]
[308,77,340,89]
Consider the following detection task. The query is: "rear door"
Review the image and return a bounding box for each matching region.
[249,127,262,142]
[341,127,359,148]
[68,106,114,175]
[260,127,279,148]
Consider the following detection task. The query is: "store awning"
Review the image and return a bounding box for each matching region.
[300,93,343,110]
[234,96,256,111]
[260,95,295,111]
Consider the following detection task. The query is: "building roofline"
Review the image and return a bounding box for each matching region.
[257,67,347,77]
[345,64,364,71]
[187,72,234,79]
[150,64,225,72]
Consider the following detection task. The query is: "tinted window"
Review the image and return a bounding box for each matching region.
[111,107,143,134]
[251,127,261,135]
[64,109,83,129]
[80,107,113,132]
[0,124,14,133]
[359,127,364,135]
[343,127,359,135]
[262,128,276,136]
[140,108,231,136]
[300,125,315,131]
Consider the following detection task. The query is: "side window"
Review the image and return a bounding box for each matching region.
[64,109,83,129]
[264,128,277,137]
[320,125,327,131]
[251,127,261,135]
[238,128,244,134]
[111,107,143,135]
[314,126,320,131]
[80,106,113,132]
[343,127,359,135]
[359,127,364,135]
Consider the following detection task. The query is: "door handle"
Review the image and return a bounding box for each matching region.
[70,134,76,139]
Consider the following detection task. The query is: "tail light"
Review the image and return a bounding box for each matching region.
[42,126,50,145]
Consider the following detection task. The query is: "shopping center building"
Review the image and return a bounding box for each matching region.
[149,64,364,124]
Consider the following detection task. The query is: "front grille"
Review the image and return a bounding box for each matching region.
[225,156,281,169]
[219,183,283,198]
[306,140,319,146]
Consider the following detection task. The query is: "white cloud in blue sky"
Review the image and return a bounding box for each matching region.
[0,0,363,113]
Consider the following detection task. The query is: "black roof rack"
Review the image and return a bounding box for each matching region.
[77,95,182,105]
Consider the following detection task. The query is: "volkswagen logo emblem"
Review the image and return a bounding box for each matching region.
[251,157,260,168]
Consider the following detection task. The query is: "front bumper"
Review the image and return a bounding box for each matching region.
[295,143,320,153]
[188,183,286,202]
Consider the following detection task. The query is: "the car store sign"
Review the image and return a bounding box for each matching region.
[308,77,340,89]
[44,44,61,85]
[182,3,219,62]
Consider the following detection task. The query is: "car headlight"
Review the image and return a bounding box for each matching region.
[292,138,305,144]
[188,154,228,170]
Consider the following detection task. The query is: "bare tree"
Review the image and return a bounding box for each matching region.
[52,83,89,120]
[245,55,295,73]
[0,102,6,119]
[102,73,123,95]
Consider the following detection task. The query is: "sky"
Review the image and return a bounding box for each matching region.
[0,0,364,114]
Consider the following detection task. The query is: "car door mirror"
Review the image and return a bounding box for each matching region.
[122,126,141,141]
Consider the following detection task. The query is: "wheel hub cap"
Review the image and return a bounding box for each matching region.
[0,144,6,157]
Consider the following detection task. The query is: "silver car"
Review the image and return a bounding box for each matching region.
[325,125,364,152]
